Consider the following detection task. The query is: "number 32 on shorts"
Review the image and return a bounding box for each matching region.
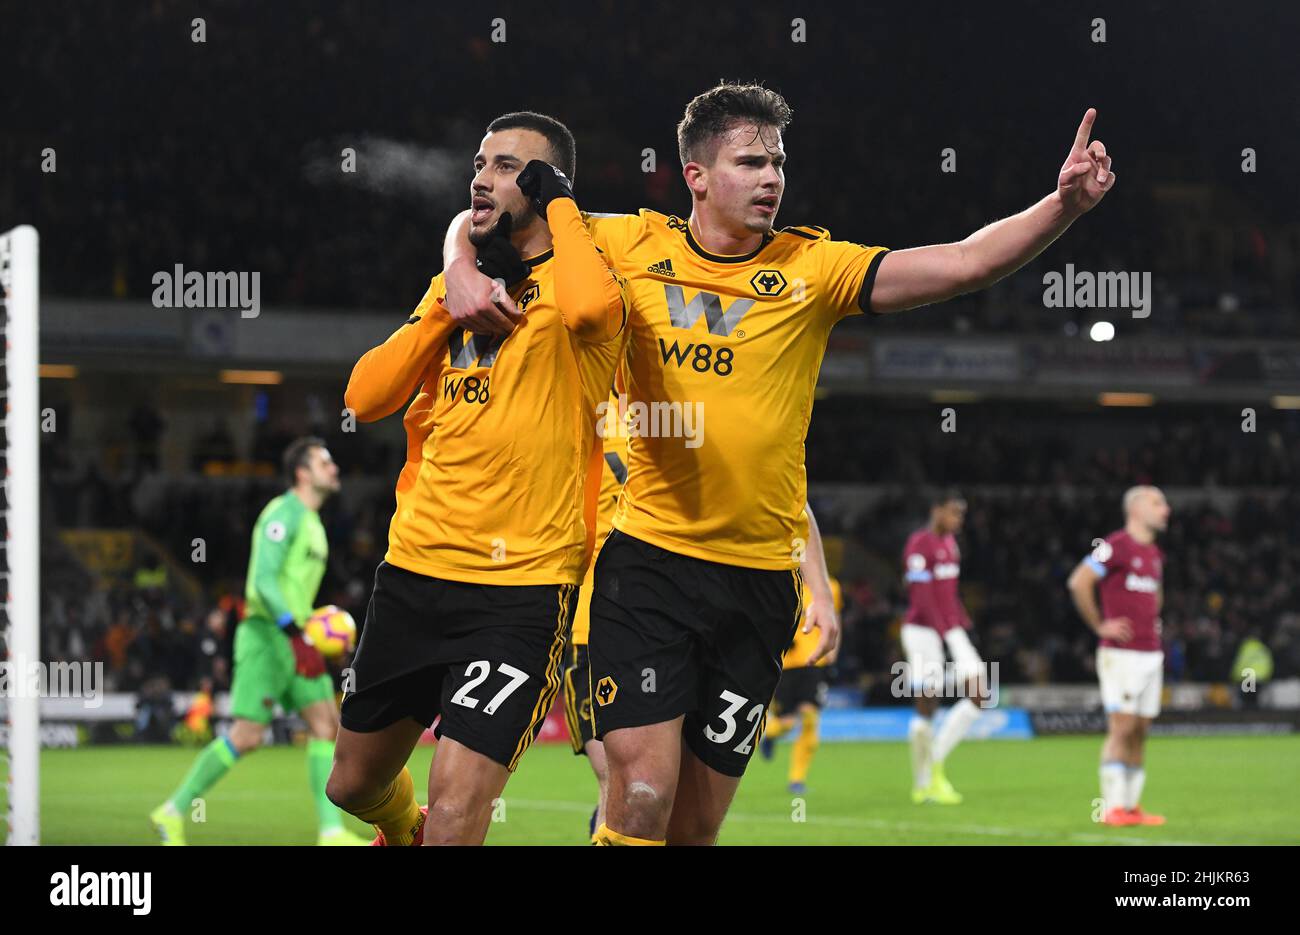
[704,689,765,755]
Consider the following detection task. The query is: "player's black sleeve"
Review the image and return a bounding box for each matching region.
[858,249,891,316]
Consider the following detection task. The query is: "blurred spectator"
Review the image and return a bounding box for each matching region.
[1232,631,1274,709]
[192,419,238,470]
[127,399,165,475]
[5,4,1297,335]
[37,429,1300,694]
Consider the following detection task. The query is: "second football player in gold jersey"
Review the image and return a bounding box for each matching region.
[445,83,1115,845]
[325,112,626,846]
[561,387,629,840]
[761,505,842,796]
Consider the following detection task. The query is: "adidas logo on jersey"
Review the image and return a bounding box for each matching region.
[647,258,675,277]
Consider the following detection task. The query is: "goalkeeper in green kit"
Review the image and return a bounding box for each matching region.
[151,437,367,845]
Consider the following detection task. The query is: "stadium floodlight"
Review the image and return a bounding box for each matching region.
[1088,320,1115,342]
[1,225,39,846]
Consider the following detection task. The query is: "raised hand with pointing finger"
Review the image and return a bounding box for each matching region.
[1058,108,1115,217]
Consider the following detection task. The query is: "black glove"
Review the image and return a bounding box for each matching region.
[516,160,575,219]
[474,212,530,287]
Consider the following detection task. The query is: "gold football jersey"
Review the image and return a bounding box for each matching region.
[570,391,630,645]
[784,576,844,669]
[361,257,624,586]
[585,211,888,569]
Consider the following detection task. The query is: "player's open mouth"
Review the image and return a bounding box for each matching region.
[470,197,494,224]
[753,196,778,214]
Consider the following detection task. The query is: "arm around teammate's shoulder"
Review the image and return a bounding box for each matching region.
[441,209,524,337]
[548,199,627,343]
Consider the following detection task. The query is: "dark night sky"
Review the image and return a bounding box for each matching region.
[5,1,1297,311]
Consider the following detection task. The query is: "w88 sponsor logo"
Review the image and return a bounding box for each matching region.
[659,338,734,376]
[444,374,490,405]
[659,284,748,377]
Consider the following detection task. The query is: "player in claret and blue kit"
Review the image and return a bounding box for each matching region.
[899,490,987,805]
[1068,485,1170,827]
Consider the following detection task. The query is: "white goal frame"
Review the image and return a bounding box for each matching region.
[2,225,39,846]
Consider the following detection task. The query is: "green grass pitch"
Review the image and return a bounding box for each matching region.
[39,735,1300,845]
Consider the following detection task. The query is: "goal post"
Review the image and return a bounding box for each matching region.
[2,225,39,846]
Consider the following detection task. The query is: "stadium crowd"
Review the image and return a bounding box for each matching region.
[821,488,1300,696]
[806,401,1300,487]
[7,2,1298,336]
[11,2,1298,717]
[36,406,1300,701]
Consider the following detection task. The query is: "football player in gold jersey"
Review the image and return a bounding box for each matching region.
[561,387,629,840]
[761,506,842,795]
[444,83,1115,845]
[325,112,627,846]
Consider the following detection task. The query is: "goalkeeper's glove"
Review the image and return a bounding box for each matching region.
[474,212,529,287]
[516,160,575,218]
[289,632,327,678]
[278,612,326,678]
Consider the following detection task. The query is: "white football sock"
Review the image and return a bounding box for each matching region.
[908,716,933,789]
[1124,766,1146,810]
[1100,761,1127,813]
[932,698,980,765]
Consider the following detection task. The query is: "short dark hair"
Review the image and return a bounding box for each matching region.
[677,81,793,167]
[485,111,577,183]
[932,488,967,509]
[284,436,326,485]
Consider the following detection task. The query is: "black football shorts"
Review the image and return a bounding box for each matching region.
[340,561,575,772]
[588,530,803,777]
[561,641,596,755]
[773,665,829,713]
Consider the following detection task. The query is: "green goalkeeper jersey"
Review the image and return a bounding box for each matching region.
[243,491,328,626]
